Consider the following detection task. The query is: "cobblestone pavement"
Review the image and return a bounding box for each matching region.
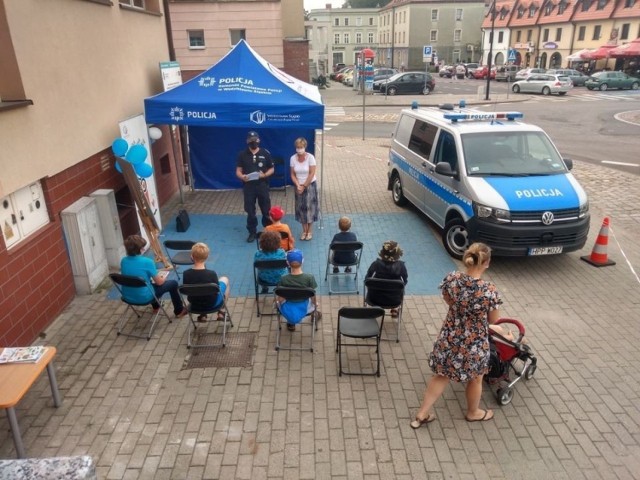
[2,87,640,479]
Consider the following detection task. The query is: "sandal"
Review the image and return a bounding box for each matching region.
[465,409,494,422]
[287,323,296,331]
[390,308,399,318]
[216,311,226,322]
[306,232,312,240]
[300,233,308,241]
[410,413,436,429]
[197,314,207,323]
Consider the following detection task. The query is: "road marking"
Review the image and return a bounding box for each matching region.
[601,160,639,167]
[325,107,345,117]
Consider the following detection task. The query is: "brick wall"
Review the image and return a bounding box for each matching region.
[283,39,310,82]
[0,134,180,346]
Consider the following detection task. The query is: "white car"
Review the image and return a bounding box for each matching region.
[512,74,573,95]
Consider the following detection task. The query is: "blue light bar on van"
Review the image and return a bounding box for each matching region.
[443,112,524,123]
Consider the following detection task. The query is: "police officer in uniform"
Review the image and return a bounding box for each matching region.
[236,131,275,242]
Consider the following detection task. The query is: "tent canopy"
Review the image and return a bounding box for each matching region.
[610,38,640,57]
[144,40,325,190]
[583,44,618,60]
[567,48,592,61]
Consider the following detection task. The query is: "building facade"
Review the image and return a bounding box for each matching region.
[0,0,181,346]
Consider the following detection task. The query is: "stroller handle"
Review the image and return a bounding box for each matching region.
[494,317,525,343]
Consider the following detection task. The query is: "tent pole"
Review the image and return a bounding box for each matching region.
[319,128,325,230]
[169,125,184,204]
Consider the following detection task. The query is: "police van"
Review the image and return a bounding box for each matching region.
[387,104,590,259]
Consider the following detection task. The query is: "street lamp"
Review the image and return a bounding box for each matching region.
[485,0,497,101]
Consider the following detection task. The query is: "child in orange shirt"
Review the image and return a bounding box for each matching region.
[265,205,294,251]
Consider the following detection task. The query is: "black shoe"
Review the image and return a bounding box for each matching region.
[345,267,352,273]
[261,286,269,294]
[333,267,339,274]
[247,233,256,243]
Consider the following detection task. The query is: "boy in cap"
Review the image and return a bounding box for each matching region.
[277,249,321,331]
[265,205,295,251]
[236,131,274,243]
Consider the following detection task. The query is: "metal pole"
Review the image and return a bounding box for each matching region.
[362,71,366,140]
[485,0,496,101]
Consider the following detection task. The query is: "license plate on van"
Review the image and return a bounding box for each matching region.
[528,246,563,255]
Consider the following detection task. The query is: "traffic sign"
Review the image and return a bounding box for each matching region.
[508,49,517,62]
[423,45,432,58]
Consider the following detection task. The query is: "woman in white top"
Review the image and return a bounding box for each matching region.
[289,137,319,241]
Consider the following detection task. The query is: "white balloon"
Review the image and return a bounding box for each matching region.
[148,127,162,140]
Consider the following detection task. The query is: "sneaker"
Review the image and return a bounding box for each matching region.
[333,267,339,274]
[176,309,188,318]
[287,323,296,331]
[344,267,352,273]
[247,233,256,243]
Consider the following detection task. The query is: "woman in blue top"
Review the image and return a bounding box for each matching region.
[254,230,287,290]
[120,235,186,317]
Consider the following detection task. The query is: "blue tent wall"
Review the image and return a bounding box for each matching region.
[189,127,316,190]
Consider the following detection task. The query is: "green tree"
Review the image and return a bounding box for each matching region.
[342,0,390,8]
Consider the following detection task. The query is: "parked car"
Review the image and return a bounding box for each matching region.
[439,65,454,78]
[511,74,572,95]
[584,71,640,91]
[334,67,352,83]
[330,66,349,81]
[342,69,355,86]
[547,68,590,86]
[464,63,480,78]
[495,65,519,82]
[455,64,467,79]
[376,72,436,95]
[514,68,546,82]
[373,68,398,82]
[472,65,496,80]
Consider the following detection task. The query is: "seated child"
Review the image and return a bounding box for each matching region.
[182,242,230,322]
[277,249,321,331]
[489,324,528,345]
[330,216,358,273]
[265,205,294,251]
[255,230,288,293]
[120,235,187,318]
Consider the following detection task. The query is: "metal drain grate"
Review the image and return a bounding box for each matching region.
[183,332,255,369]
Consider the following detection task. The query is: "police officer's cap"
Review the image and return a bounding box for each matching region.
[247,131,260,141]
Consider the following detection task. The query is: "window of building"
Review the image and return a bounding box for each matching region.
[500,10,507,20]
[454,29,461,42]
[356,32,362,43]
[624,0,635,7]
[544,4,552,15]
[498,31,504,43]
[578,26,586,40]
[343,33,349,44]
[431,9,438,21]
[229,29,245,45]
[334,18,339,26]
[593,25,601,40]
[596,0,607,9]
[368,32,375,43]
[430,30,438,41]
[356,17,362,26]
[453,50,461,62]
[582,0,592,11]
[118,0,160,13]
[621,23,630,40]
[516,30,522,42]
[543,28,549,41]
[527,29,533,41]
[558,2,566,13]
[334,33,340,44]
[0,1,30,109]
[369,17,374,26]
[555,28,562,41]
[403,11,406,23]
[517,6,525,18]
[120,0,144,8]
[456,8,463,20]
[188,30,205,48]
[529,6,536,17]
[344,17,349,26]
[1,181,50,249]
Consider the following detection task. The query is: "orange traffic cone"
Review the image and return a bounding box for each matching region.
[581,217,616,267]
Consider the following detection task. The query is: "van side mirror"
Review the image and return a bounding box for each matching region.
[563,158,573,170]
[435,162,456,177]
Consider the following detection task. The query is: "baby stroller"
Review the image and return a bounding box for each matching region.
[485,318,537,406]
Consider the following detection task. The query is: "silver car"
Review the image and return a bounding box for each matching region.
[547,68,589,87]
[512,74,572,95]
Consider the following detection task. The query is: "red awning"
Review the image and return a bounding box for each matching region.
[609,38,640,58]
[583,44,619,60]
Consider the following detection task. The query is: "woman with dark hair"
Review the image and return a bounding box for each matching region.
[120,235,187,318]
[410,242,502,429]
[365,240,408,316]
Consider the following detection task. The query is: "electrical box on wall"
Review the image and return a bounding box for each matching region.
[61,197,109,295]
[1,182,50,249]
[90,189,126,269]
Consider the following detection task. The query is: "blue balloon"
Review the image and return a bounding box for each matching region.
[114,160,123,174]
[134,162,153,178]
[111,138,128,157]
[126,144,148,165]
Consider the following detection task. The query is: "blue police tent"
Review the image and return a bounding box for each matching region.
[144,40,325,190]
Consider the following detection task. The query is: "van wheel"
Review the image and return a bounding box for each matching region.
[391,175,408,206]
[442,218,469,259]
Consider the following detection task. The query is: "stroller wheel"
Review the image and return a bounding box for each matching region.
[497,387,514,406]
[524,362,537,381]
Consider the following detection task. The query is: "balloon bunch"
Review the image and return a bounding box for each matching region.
[111,138,154,178]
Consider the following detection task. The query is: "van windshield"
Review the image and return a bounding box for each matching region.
[461,131,567,176]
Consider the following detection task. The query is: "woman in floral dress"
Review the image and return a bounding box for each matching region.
[410,242,502,428]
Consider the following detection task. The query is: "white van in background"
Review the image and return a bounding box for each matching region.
[387,104,590,259]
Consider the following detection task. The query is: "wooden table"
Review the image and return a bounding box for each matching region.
[0,347,62,458]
